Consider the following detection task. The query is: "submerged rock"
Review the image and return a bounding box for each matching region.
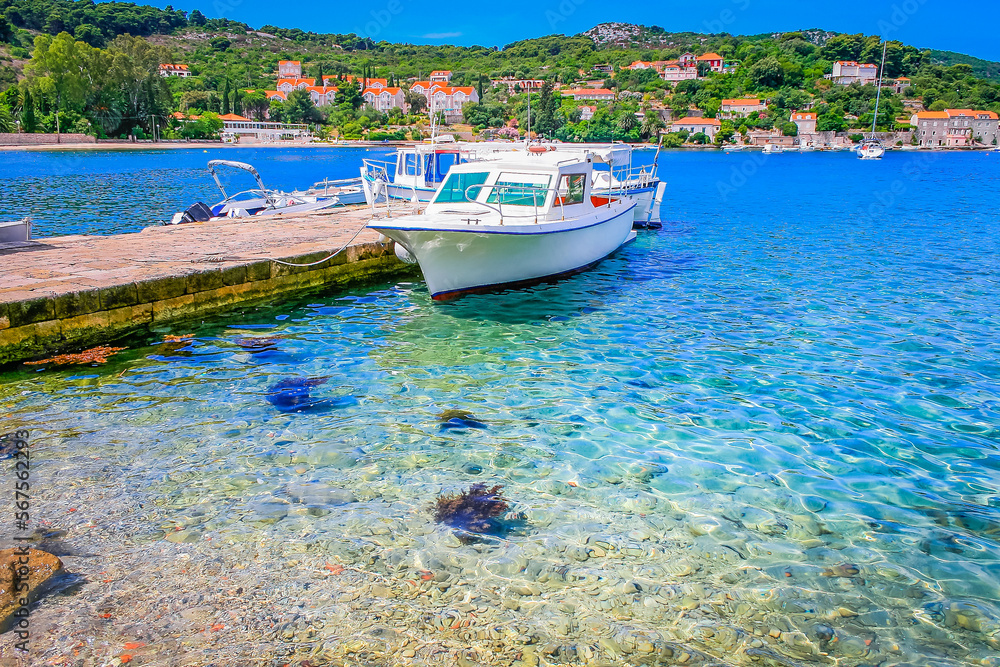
[0,548,63,629]
[265,377,356,413]
[234,336,282,353]
[437,410,488,431]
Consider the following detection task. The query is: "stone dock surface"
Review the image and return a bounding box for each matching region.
[0,205,416,365]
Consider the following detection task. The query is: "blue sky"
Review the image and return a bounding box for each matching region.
[164,0,998,61]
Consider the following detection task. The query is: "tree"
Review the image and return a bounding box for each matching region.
[534,80,562,137]
[640,112,665,140]
[243,91,267,120]
[222,79,230,114]
[0,104,14,132]
[779,121,798,136]
[74,23,104,47]
[284,88,322,123]
[316,63,325,87]
[338,79,362,110]
[928,99,947,111]
[0,15,16,43]
[749,56,784,88]
[617,111,638,133]
[25,33,96,137]
[104,35,171,137]
[21,89,36,133]
[189,9,207,26]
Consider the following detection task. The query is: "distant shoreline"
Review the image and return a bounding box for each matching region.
[0,140,421,152]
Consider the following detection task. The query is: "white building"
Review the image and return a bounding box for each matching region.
[278,60,302,78]
[159,64,191,77]
[218,113,309,141]
[429,70,452,83]
[671,117,721,140]
[829,61,877,85]
[363,86,407,112]
[560,88,615,102]
[910,109,1000,147]
[427,85,480,123]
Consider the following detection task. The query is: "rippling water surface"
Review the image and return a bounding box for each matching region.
[0,146,394,236]
[1,149,999,665]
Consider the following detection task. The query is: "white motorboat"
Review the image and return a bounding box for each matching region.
[167,160,342,225]
[723,144,745,152]
[368,152,636,300]
[0,217,31,244]
[361,138,521,204]
[296,177,366,205]
[762,144,784,154]
[799,144,816,152]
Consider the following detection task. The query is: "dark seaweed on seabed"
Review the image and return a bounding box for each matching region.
[266,376,354,413]
[432,483,513,539]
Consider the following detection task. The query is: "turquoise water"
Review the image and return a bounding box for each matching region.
[1,149,999,664]
[0,146,394,237]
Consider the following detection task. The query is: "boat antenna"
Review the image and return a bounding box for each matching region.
[526,87,531,141]
[871,41,887,135]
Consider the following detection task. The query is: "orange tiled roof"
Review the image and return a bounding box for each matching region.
[947,109,999,119]
[265,90,286,100]
[722,98,762,105]
[219,113,250,121]
[364,86,403,95]
[430,86,476,95]
[159,64,189,70]
[791,112,817,120]
[561,88,614,96]
[430,70,452,76]
[913,111,950,119]
[278,60,300,66]
[697,53,723,61]
[277,78,316,87]
[676,117,721,125]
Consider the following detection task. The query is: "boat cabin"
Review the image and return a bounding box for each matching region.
[425,152,607,222]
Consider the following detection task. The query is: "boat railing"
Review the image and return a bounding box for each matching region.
[463,183,568,225]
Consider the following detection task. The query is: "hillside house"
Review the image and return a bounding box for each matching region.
[364,86,406,112]
[278,60,302,78]
[671,117,721,140]
[159,64,191,78]
[720,98,765,118]
[428,85,480,122]
[697,53,724,73]
[790,111,818,135]
[910,109,1000,147]
[276,78,315,93]
[495,78,545,93]
[660,65,697,82]
[828,61,877,85]
[561,88,616,102]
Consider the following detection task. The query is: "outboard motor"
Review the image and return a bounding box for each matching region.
[165,202,214,225]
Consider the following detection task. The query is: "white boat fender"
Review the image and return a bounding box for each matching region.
[394,242,418,264]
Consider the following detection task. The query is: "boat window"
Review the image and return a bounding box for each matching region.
[555,174,585,205]
[431,152,458,183]
[433,172,491,204]
[486,173,552,207]
[399,152,420,176]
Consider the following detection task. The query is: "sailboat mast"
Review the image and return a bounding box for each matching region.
[871,41,887,134]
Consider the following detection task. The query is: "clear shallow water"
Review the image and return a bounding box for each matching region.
[1,150,1000,665]
[0,146,395,237]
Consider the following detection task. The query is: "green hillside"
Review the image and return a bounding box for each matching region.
[1,2,999,144]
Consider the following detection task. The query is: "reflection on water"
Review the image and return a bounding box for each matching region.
[0,151,999,664]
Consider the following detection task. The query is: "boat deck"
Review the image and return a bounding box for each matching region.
[0,204,421,365]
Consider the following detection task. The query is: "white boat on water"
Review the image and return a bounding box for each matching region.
[858,42,888,161]
[168,160,342,225]
[723,144,745,152]
[295,176,366,205]
[362,140,665,224]
[368,151,636,300]
[762,144,784,154]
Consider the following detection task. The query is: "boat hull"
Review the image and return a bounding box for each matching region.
[372,203,636,299]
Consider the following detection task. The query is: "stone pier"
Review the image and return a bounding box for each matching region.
[0,206,417,365]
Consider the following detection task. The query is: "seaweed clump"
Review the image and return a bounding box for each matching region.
[25,345,125,367]
[433,484,512,539]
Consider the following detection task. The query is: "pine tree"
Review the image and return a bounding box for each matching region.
[222,79,230,115]
[316,63,324,88]
[21,90,36,133]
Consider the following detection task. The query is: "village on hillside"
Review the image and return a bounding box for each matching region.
[1,7,999,150]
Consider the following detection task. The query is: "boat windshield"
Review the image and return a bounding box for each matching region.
[486,173,552,207]
[434,171,491,204]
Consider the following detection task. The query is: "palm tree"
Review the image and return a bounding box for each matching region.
[641,112,665,141]
[617,111,638,134]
